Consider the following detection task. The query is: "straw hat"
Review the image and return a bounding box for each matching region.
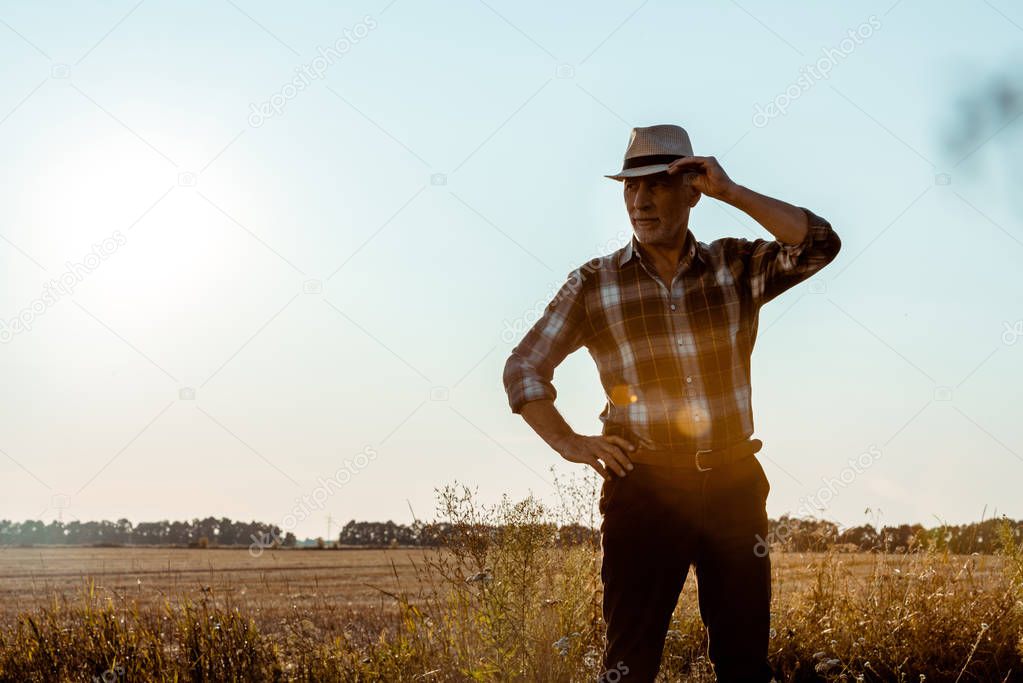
[604,124,694,181]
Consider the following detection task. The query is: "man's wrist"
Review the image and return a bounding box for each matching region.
[720,182,747,206]
[548,430,577,453]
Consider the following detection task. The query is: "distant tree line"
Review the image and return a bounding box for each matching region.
[3,516,1021,553]
[765,515,1023,554]
[337,516,1023,554]
[0,517,296,548]
[334,520,598,547]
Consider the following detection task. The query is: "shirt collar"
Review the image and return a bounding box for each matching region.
[618,229,702,272]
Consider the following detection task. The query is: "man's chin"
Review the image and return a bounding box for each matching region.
[633,224,667,242]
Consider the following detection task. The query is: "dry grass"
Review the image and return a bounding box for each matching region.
[1,481,1021,681]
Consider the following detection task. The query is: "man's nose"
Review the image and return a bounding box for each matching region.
[631,183,651,211]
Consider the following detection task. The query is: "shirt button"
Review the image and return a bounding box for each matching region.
[670,304,677,311]
[686,376,692,383]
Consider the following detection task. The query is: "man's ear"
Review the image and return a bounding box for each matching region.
[687,188,702,209]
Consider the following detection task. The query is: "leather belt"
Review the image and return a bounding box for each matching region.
[628,437,763,471]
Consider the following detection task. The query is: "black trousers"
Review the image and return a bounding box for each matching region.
[597,454,775,683]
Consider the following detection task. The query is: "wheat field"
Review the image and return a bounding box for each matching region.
[1,487,1021,681]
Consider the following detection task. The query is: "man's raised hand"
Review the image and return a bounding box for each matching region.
[552,433,635,480]
[666,155,738,201]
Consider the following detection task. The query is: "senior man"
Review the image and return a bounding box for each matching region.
[502,124,841,682]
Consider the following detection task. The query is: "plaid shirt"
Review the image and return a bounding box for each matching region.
[503,207,842,451]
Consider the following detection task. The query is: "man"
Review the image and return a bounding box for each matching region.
[502,124,841,682]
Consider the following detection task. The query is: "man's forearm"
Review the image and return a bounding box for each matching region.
[519,399,576,453]
[723,184,809,245]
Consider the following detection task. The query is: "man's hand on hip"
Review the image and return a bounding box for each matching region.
[552,433,635,480]
[516,399,635,480]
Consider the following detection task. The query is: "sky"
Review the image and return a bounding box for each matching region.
[0,0,1021,540]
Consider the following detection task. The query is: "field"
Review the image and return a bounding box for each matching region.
[0,546,436,625]
[0,545,1004,622]
[1,482,1022,682]
[0,542,1021,681]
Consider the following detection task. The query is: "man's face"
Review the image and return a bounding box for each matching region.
[623,172,700,247]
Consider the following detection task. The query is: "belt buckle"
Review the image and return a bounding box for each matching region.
[694,448,713,472]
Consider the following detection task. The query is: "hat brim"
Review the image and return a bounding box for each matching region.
[603,163,672,181]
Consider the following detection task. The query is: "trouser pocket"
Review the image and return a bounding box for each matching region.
[598,476,621,516]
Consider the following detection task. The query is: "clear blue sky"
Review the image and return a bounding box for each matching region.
[1,1,1021,539]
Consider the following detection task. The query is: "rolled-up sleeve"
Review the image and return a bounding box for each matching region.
[502,267,590,414]
[741,206,842,307]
